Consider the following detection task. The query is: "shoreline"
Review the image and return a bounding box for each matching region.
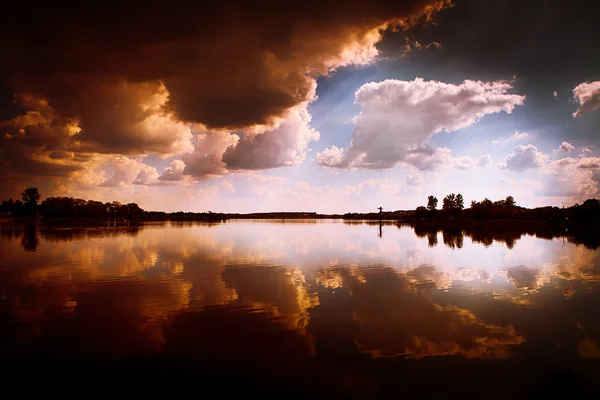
[1,215,597,227]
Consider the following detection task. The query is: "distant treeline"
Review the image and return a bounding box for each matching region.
[411,193,600,223]
[0,187,598,223]
[0,188,226,222]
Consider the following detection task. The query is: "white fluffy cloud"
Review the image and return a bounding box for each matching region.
[558,141,575,152]
[132,164,160,185]
[476,154,492,167]
[451,154,492,170]
[405,146,452,171]
[223,103,320,171]
[573,81,600,117]
[538,157,599,199]
[182,130,239,178]
[578,157,600,169]
[316,78,525,170]
[492,131,529,145]
[451,156,474,170]
[159,159,186,181]
[100,157,157,187]
[498,144,547,172]
[179,101,321,178]
[99,156,194,187]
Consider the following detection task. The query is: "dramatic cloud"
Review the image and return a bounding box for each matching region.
[180,102,320,177]
[573,81,600,117]
[405,146,452,171]
[223,103,320,170]
[578,157,600,169]
[2,1,450,129]
[539,157,599,200]
[100,157,156,188]
[4,81,194,156]
[0,83,194,195]
[182,130,239,178]
[492,131,529,145]
[558,141,575,152]
[0,1,452,196]
[498,144,547,172]
[316,78,525,170]
[132,164,160,186]
[159,160,186,182]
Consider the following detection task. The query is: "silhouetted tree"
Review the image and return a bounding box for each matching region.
[441,193,463,216]
[121,203,145,220]
[505,196,516,207]
[481,198,493,208]
[415,206,429,219]
[442,193,456,211]
[427,195,438,211]
[456,194,464,210]
[21,187,41,206]
[571,198,600,222]
[21,187,41,217]
[13,200,24,215]
[0,198,15,214]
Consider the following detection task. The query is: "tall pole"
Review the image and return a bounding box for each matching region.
[377,207,383,238]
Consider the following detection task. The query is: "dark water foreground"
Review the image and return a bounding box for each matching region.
[1,220,599,398]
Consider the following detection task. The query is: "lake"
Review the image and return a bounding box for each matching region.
[1,220,599,397]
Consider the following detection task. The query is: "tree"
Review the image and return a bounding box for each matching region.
[427,195,438,211]
[455,194,464,210]
[442,193,456,211]
[13,200,24,215]
[415,206,429,219]
[0,198,14,213]
[481,198,493,208]
[21,187,41,217]
[505,196,516,207]
[21,187,41,206]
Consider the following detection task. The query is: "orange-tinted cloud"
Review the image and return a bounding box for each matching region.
[2,1,450,127]
[0,0,451,193]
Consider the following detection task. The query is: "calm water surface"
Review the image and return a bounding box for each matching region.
[1,220,599,397]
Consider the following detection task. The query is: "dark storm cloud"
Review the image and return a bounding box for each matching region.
[0,0,450,129]
[381,0,600,82]
[0,0,451,191]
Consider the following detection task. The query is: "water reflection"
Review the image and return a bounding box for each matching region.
[317,265,524,359]
[20,224,39,252]
[1,220,600,395]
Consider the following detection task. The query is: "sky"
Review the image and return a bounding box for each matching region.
[0,0,599,213]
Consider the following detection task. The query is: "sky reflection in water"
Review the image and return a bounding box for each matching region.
[1,220,599,395]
